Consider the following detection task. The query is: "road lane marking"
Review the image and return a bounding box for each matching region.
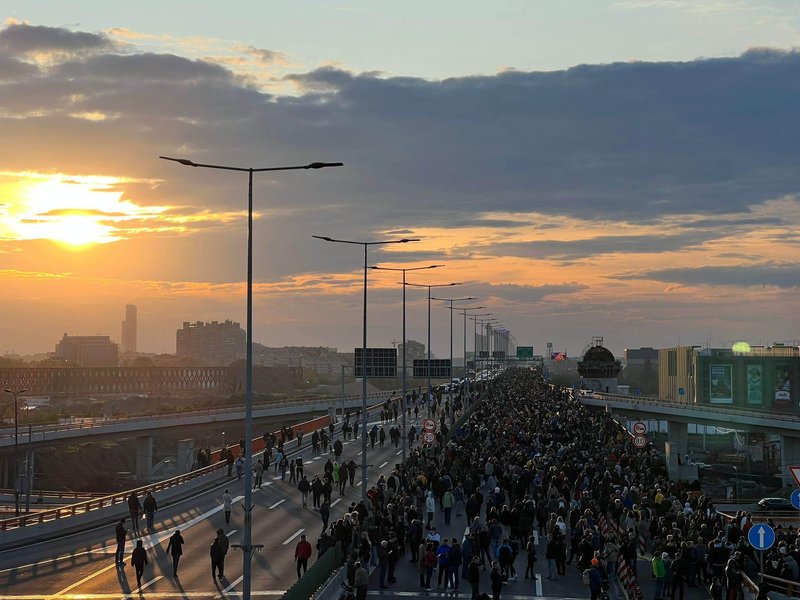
[215,574,244,598]
[49,562,118,597]
[269,499,286,509]
[356,480,363,486]
[121,575,162,598]
[41,495,244,596]
[396,450,402,455]
[357,451,363,456]
[331,499,341,507]
[282,528,305,545]
[379,461,388,468]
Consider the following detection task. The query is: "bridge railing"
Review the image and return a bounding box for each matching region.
[582,391,800,423]
[0,392,388,443]
[0,393,394,533]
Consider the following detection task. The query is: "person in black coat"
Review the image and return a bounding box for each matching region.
[490,560,504,600]
[166,530,185,576]
[127,492,142,534]
[130,540,147,587]
[114,519,127,565]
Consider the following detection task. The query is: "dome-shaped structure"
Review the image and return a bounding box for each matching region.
[578,343,622,392]
[582,345,616,364]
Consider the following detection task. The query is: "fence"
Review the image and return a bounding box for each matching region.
[282,542,344,600]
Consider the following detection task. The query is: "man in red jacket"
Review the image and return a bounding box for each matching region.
[294,534,313,579]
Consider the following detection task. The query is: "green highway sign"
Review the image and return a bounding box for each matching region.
[517,346,534,358]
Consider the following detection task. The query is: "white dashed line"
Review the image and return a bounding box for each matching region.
[269,499,286,509]
[331,499,342,507]
[282,528,305,545]
[379,461,388,468]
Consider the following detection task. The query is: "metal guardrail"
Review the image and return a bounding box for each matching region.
[0,488,109,500]
[0,392,389,444]
[583,391,800,423]
[0,394,393,532]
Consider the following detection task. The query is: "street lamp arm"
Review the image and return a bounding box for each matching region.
[313,236,420,246]
[431,296,476,302]
[160,157,343,173]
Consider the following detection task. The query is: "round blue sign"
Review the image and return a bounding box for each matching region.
[791,489,800,510]
[748,523,775,551]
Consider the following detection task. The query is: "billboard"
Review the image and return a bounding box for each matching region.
[709,364,733,404]
[413,359,451,378]
[775,364,791,406]
[746,364,763,405]
[516,346,534,359]
[354,347,397,378]
[492,351,506,359]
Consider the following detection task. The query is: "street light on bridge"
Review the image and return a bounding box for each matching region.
[4,388,27,517]
[160,155,342,600]
[313,235,420,500]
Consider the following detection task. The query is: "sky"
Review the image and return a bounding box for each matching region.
[0,1,798,359]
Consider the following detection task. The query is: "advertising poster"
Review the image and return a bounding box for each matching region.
[746,364,763,405]
[774,364,791,406]
[709,364,733,404]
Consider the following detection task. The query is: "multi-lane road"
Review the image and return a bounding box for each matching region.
[0,406,708,600]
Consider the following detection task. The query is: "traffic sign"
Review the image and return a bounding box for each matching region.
[633,434,648,449]
[422,431,436,444]
[790,465,800,488]
[791,489,800,510]
[632,422,647,435]
[422,419,436,432]
[748,523,775,551]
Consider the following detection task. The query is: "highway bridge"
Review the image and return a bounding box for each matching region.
[578,391,800,486]
[0,378,716,600]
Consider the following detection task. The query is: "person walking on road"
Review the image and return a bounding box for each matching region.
[490,560,504,600]
[354,561,369,600]
[222,489,233,524]
[166,529,185,576]
[127,491,142,534]
[254,458,264,489]
[115,519,127,565]
[294,534,313,579]
[467,555,481,599]
[143,491,157,532]
[320,499,331,533]
[130,539,147,588]
[298,475,310,507]
[210,528,229,580]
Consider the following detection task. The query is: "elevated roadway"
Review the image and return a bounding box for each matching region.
[579,392,800,486]
[0,407,582,599]
[0,392,392,449]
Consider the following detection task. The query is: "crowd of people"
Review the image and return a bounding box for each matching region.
[111,367,798,598]
[305,368,797,600]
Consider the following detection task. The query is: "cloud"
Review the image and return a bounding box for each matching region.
[0,23,113,57]
[611,263,800,288]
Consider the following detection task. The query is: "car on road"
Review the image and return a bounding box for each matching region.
[757,497,794,511]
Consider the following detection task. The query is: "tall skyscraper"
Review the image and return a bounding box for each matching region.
[121,304,137,354]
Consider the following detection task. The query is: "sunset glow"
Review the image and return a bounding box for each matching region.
[1,172,169,248]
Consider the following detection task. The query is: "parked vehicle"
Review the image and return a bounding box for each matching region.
[757,497,793,511]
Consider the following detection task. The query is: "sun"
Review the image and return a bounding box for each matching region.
[1,172,160,249]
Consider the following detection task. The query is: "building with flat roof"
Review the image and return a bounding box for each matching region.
[176,320,246,366]
[659,344,799,412]
[54,334,119,367]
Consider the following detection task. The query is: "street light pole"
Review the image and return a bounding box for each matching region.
[160,156,341,600]
[4,388,26,517]
[404,282,461,414]
[313,236,419,499]
[431,298,475,423]
[369,264,443,462]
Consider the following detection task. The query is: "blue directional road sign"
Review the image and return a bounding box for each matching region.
[748,523,775,551]
[791,489,800,510]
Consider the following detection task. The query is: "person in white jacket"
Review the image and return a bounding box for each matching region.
[425,490,436,529]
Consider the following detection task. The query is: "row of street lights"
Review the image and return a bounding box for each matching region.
[160,155,513,600]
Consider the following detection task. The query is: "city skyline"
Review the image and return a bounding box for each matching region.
[0,5,798,358]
